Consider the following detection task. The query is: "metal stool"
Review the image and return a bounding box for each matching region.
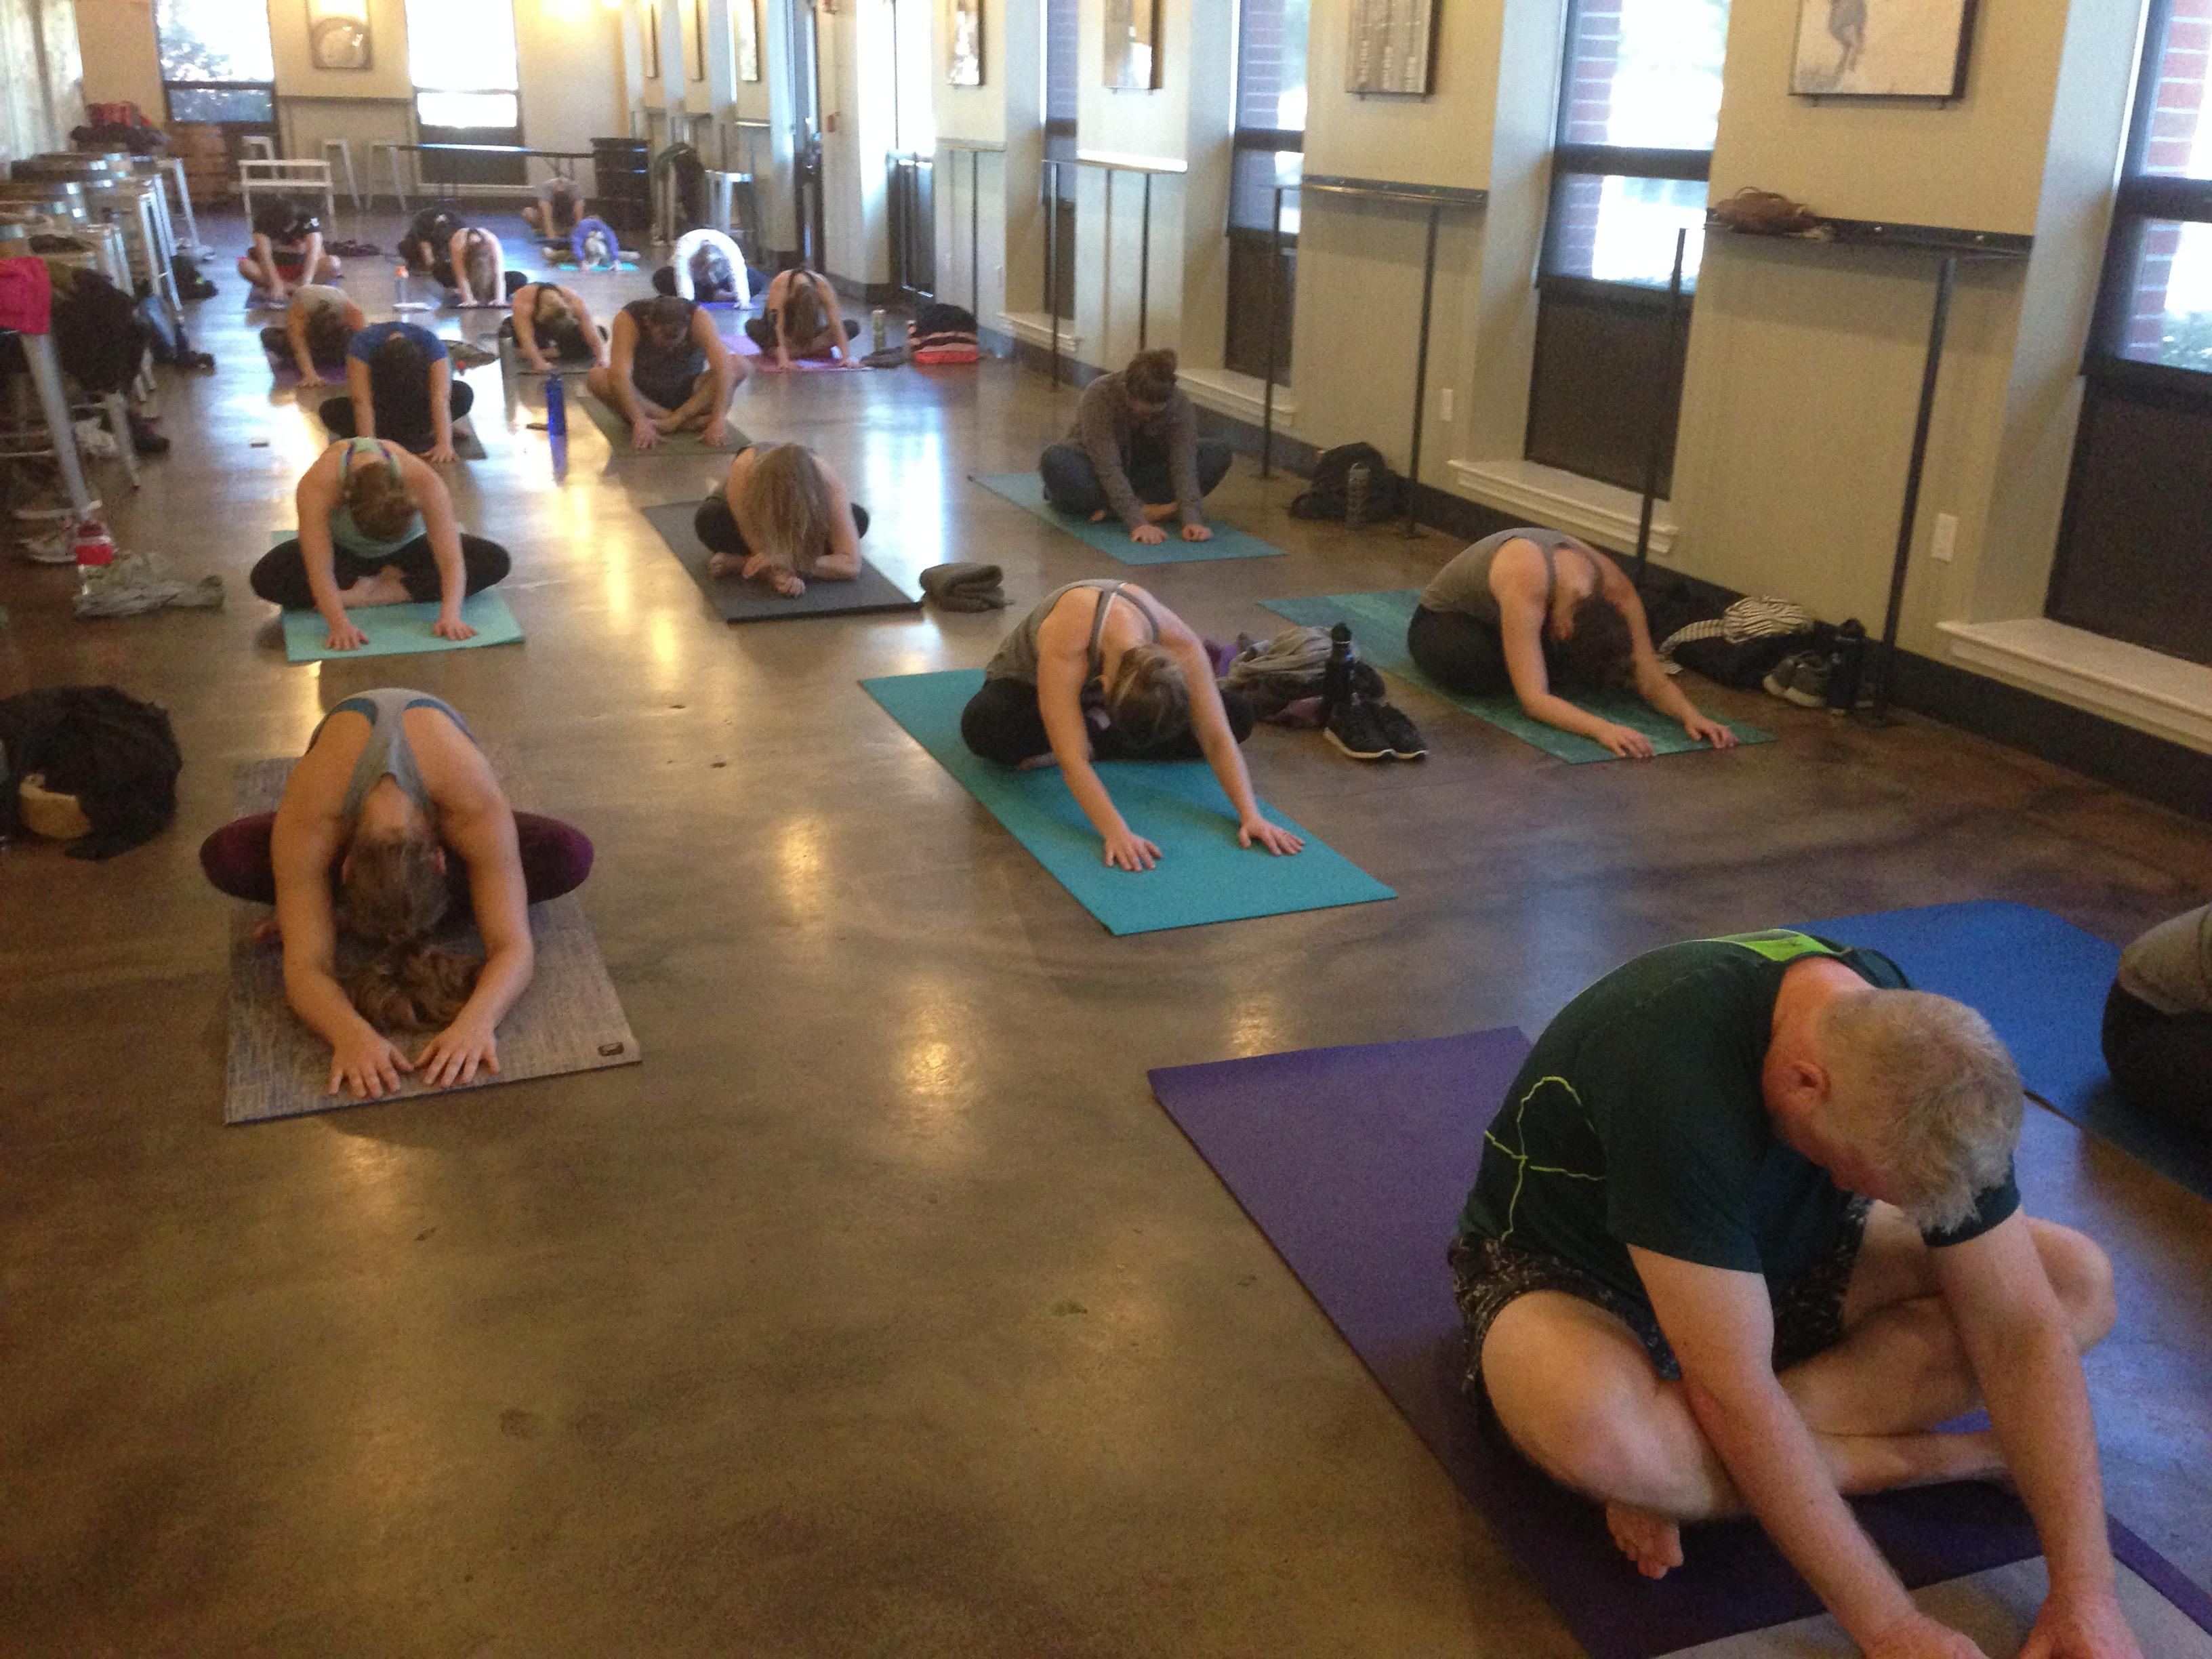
[161,158,213,258]
[370,140,411,211]
[0,328,97,521]
[242,136,277,163]
[321,139,363,211]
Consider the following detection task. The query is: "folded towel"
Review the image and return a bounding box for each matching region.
[920,561,1007,612]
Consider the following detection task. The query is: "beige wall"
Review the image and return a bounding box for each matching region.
[3,0,82,165]
[72,0,159,115]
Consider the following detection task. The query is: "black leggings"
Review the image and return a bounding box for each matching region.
[317,379,476,455]
[260,326,348,371]
[1038,438,1233,519]
[249,533,512,609]
[693,493,870,558]
[959,674,1254,767]
[2102,981,2212,1127]
[1406,604,1511,695]
[743,316,861,355]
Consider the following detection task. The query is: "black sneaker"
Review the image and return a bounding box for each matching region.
[1372,699,1427,760]
[127,413,170,456]
[1326,694,1393,760]
[1349,659,1385,702]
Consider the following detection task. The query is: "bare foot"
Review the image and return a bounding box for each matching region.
[1142,500,1179,523]
[1016,754,1061,771]
[251,915,282,947]
[340,569,414,608]
[1088,509,1109,524]
[1605,1502,1684,1580]
[705,552,743,578]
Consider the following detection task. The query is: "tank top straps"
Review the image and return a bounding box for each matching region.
[310,687,479,833]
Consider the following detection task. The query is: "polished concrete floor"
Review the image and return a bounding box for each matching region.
[3,216,2211,1656]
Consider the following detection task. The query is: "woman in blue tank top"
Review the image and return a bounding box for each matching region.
[199,689,596,1102]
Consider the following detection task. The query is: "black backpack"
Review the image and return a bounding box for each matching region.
[1290,442,1404,521]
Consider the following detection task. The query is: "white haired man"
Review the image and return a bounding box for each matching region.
[1455,928,2137,1659]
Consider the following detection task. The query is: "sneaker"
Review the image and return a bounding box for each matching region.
[18,527,76,564]
[128,413,171,456]
[1349,659,1386,702]
[1778,653,1833,709]
[1372,699,1428,760]
[1326,694,1394,761]
[1762,651,1809,701]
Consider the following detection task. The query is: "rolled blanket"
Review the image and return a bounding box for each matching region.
[920,561,1007,613]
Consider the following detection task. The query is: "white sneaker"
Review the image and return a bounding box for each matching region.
[72,420,120,460]
[18,529,76,565]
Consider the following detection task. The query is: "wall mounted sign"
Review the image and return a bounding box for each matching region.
[306,0,372,71]
[950,0,982,87]
[1103,0,1159,91]
[1345,0,1437,96]
[1792,0,1977,98]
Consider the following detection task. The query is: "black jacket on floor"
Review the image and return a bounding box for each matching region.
[0,687,182,860]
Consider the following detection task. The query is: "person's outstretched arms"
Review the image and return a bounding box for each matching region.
[815,276,855,365]
[1155,611,1300,855]
[1076,392,1153,541]
[251,232,289,300]
[272,793,412,1099]
[287,298,325,385]
[1035,605,1155,871]
[417,773,533,1088]
[600,312,657,449]
[510,285,552,371]
[565,289,610,367]
[1495,553,1654,758]
[1609,565,1737,749]
[693,310,744,447]
[1162,396,1212,541]
[811,462,863,582]
[346,354,377,441]
[424,356,458,465]
[294,447,365,651]
[396,448,472,637]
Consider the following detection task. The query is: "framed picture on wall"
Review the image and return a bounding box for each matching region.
[683,0,706,83]
[644,2,661,83]
[306,0,373,72]
[737,0,760,82]
[1345,0,1438,96]
[1103,0,1160,91]
[950,0,983,87]
[1791,0,1978,98]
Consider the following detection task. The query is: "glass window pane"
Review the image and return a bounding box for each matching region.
[2117,218,2212,371]
[416,91,519,129]
[1562,0,1730,150]
[405,0,520,95]
[1229,148,1303,233]
[155,0,274,85]
[1238,0,1311,133]
[1045,0,1080,125]
[165,85,275,124]
[1549,173,1706,288]
[2139,7,2212,179]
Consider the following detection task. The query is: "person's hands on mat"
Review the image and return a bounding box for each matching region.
[632,417,662,451]
[329,1025,414,1100]
[1683,713,1738,751]
[1103,825,1162,872]
[325,617,370,652]
[300,367,328,389]
[703,414,731,449]
[417,1016,500,1088]
[1239,816,1305,857]
[426,438,458,466]
[433,608,478,642]
[2018,1589,2145,1659]
[1130,523,1168,546]
[1595,721,1656,760]
[1864,1612,1991,1659]
[1181,524,1213,544]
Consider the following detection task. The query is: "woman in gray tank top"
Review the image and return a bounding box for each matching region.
[957,579,1296,872]
[198,690,596,1102]
[1407,526,1737,758]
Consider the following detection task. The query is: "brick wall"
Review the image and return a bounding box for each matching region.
[2128,0,2211,355]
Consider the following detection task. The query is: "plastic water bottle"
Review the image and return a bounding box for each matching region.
[871,308,887,353]
[73,518,115,599]
[544,373,567,438]
[394,264,409,306]
[1345,462,1372,528]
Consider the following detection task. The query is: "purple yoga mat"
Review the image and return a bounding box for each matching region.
[1147,1029,2209,1658]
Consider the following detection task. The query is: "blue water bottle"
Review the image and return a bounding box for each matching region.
[544,373,567,437]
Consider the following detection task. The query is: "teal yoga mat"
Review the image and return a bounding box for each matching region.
[968,472,1286,566]
[266,530,524,662]
[1261,589,1771,763]
[863,668,1394,935]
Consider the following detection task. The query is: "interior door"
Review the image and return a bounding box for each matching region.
[788,0,825,268]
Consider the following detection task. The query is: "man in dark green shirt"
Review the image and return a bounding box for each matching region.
[1456,930,2139,1659]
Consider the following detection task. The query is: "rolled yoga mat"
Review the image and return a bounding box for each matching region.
[1261,588,1771,762]
[576,390,743,455]
[1145,1027,2212,1658]
[222,759,640,1124]
[640,501,920,621]
[1796,901,2212,1202]
[968,472,1287,567]
[862,668,1394,935]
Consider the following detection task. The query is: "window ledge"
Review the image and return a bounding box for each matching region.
[1445,457,1677,559]
[1937,619,2212,752]
[1177,367,1298,430]
[1000,311,1083,352]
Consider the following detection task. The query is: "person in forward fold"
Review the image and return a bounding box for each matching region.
[260,283,364,388]
[1038,348,1231,549]
[959,579,1298,874]
[239,195,340,302]
[522,176,583,242]
[588,293,745,451]
[693,443,868,597]
[316,321,474,463]
[2102,901,2211,1129]
[501,281,609,373]
[199,689,593,1102]
[1455,928,2140,1659]
[743,266,859,368]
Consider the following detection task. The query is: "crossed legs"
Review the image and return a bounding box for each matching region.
[1477,1208,2116,1576]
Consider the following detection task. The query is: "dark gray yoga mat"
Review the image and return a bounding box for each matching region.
[222,759,639,1125]
[641,501,920,621]
[1147,1029,2212,1658]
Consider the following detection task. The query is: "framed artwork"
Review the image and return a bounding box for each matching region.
[1791,0,1977,98]
[644,1,660,81]
[306,0,372,71]
[1103,0,1159,91]
[950,0,982,87]
[737,0,760,82]
[683,0,705,82]
[1345,0,1438,96]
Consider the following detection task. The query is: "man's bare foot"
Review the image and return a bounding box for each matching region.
[251,916,282,947]
[1605,1502,1684,1580]
[340,570,413,607]
[705,552,743,578]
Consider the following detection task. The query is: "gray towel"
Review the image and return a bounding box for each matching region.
[920,561,1006,612]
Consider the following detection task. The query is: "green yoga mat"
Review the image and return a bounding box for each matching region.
[863,668,1394,935]
[577,390,745,455]
[968,472,1286,566]
[266,530,524,662]
[1261,589,1771,763]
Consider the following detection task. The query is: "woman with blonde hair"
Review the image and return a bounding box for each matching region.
[960,580,1299,872]
[250,437,510,652]
[692,443,868,596]
[501,281,608,372]
[199,689,594,1101]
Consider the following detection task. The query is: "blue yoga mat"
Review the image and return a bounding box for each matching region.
[280,592,523,663]
[863,668,1394,935]
[968,472,1286,566]
[1795,901,2211,1202]
[1149,1027,2212,1658]
[1261,589,1771,762]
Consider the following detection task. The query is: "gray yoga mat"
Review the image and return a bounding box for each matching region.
[640,501,920,621]
[222,758,639,1125]
[576,390,742,455]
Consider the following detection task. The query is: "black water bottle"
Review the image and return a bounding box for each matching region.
[1345,462,1372,529]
